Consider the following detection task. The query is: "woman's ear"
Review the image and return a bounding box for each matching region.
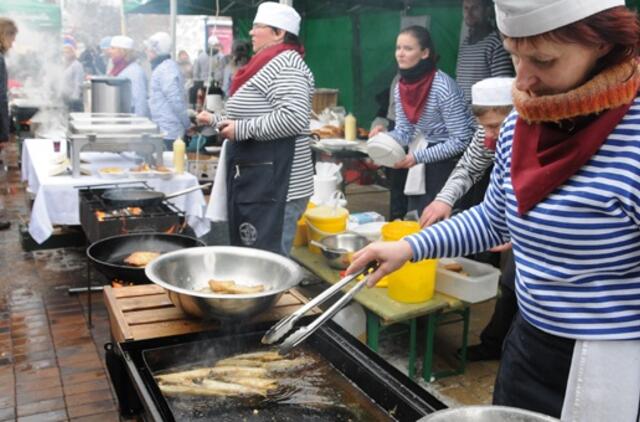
[596,42,614,59]
[273,28,286,43]
[421,48,430,60]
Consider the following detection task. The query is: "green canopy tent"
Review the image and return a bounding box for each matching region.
[129,0,464,127]
[0,0,62,31]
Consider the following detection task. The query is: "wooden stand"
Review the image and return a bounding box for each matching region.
[104,284,315,343]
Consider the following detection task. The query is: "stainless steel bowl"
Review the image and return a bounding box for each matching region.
[418,406,560,422]
[312,232,369,270]
[145,246,302,320]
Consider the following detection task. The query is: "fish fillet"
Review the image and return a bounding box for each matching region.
[208,366,269,378]
[265,356,315,374]
[229,351,284,362]
[215,376,278,391]
[200,378,268,396]
[215,358,265,368]
[208,279,265,294]
[155,367,213,383]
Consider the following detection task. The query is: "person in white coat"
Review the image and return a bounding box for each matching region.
[145,32,190,150]
[108,35,149,117]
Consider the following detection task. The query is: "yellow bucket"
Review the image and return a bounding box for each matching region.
[305,206,349,254]
[293,202,316,247]
[381,221,437,303]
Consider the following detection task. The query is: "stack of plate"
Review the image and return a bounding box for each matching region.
[366,133,406,167]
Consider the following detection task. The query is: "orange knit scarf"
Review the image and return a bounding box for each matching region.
[512,58,640,123]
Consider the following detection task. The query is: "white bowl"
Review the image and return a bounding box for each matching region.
[98,167,127,179]
[366,133,406,167]
[128,170,155,179]
[204,146,222,153]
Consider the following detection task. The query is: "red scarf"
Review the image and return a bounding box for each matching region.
[398,68,436,124]
[511,105,631,215]
[483,136,497,151]
[229,43,304,97]
[109,57,129,76]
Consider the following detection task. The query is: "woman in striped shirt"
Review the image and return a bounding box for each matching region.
[197,2,314,256]
[371,25,476,214]
[350,1,640,419]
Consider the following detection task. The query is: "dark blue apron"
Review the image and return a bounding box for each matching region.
[225,137,295,254]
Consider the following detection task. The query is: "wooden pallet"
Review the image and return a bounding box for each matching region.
[104,284,315,343]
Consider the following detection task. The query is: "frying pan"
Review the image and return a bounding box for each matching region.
[87,233,206,284]
[101,183,211,208]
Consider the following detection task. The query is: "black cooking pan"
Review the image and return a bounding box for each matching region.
[101,183,211,208]
[87,233,206,284]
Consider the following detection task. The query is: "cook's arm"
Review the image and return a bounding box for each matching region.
[161,67,190,130]
[435,126,495,206]
[387,85,416,146]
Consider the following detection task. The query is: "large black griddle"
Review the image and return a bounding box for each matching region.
[112,319,446,421]
[87,233,205,284]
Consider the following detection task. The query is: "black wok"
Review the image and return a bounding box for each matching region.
[87,233,206,284]
[101,183,211,208]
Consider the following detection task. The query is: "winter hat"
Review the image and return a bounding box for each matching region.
[145,32,172,55]
[110,35,134,50]
[472,77,515,106]
[99,36,112,50]
[495,0,625,37]
[253,2,301,36]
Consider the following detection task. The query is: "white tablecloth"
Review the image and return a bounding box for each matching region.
[21,139,210,243]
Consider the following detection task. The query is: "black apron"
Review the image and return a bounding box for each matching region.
[225,137,295,254]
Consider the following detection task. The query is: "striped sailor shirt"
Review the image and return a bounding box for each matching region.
[211,50,315,201]
[435,126,495,206]
[390,70,476,164]
[405,99,640,340]
[456,31,514,104]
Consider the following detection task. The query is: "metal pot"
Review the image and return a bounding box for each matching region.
[90,77,132,113]
[310,232,369,270]
[145,246,303,319]
[417,406,560,422]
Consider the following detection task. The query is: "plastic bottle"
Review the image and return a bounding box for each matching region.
[344,113,357,141]
[173,138,186,174]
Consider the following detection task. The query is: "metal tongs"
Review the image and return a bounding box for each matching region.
[262,261,378,355]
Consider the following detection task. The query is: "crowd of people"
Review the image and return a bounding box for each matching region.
[2,0,640,419]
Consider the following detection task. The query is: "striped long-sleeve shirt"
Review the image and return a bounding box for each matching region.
[406,99,640,340]
[389,70,476,164]
[456,31,514,104]
[435,126,495,206]
[211,50,315,201]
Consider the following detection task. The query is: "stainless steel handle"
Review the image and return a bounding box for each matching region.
[164,183,212,200]
[278,276,369,355]
[261,266,367,345]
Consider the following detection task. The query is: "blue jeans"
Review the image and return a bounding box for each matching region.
[281,196,309,256]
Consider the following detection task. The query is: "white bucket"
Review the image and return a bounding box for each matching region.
[313,175,338,204]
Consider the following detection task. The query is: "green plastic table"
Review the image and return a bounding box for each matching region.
[291,247,470,381]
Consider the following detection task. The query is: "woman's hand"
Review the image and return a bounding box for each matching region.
[196,111,213,125]
[369,125,385,138]
[420,200,452,228]
[346,240,414,287]
[217,120,236,141]
[490,242,512,253]
[394,153,416,169]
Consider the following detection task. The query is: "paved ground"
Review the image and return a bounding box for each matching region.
[0,141,500,421]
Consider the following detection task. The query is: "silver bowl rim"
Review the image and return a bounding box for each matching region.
[419,405,560,421]
[145,245,303,300]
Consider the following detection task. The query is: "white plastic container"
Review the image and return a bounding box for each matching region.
[435,257,500,303]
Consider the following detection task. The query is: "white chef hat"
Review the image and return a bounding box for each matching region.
[495,0,625,38]
[145,32,172,55]
[253,2,301,36]
[472,77,514,106]
[110,35,134,50]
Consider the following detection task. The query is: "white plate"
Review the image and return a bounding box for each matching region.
[98,167,127,179]
[366,133,406,167]
[128,171,156,179]
[318,138,360,149]
[204,146,222,153]
[153,169,174,180]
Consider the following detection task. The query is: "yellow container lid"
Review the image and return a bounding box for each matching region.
[305,206,349,225]
[382,221,421,241]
